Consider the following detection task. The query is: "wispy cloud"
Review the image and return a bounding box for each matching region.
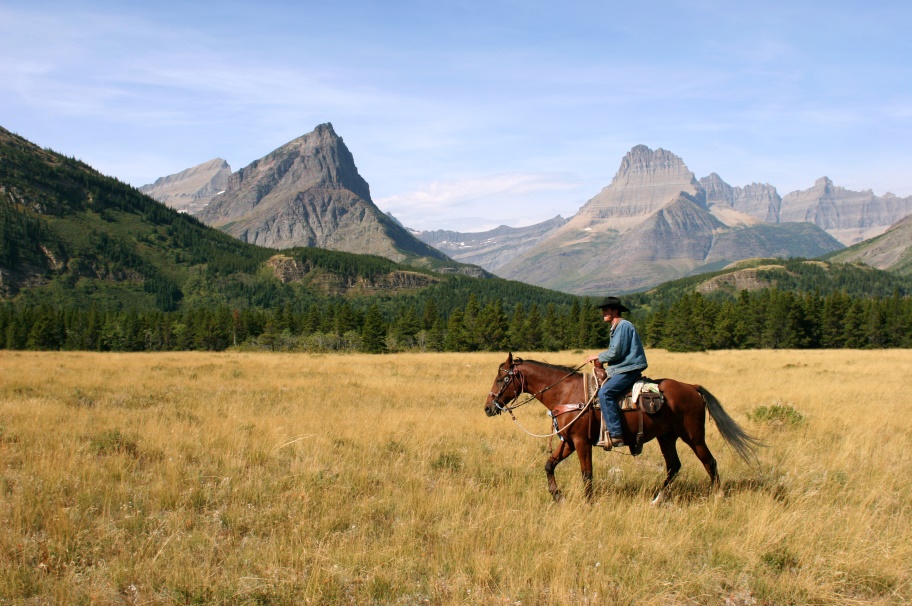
[377,173,585,232]
[3,0,912,222]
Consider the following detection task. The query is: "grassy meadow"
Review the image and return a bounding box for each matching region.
[0,349,910,605]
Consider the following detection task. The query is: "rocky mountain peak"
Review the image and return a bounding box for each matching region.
[780,176,912,245]
[193,124,450,265]
[226,122,371,203]
[814,176,834,190]
[700,173,735,206]
[563,144,704,229]
[699,173,781,224]
[139,158,232,214]
[613,145,692,184]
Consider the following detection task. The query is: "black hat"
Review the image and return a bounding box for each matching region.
[594,296,630,313]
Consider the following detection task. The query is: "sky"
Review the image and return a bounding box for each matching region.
[2,0,911,232]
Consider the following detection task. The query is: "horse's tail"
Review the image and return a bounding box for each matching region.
[696,385,764,466]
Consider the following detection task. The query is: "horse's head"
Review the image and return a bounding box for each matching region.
[484,353,524,417]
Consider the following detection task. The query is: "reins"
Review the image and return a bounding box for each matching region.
[493,361,596,439]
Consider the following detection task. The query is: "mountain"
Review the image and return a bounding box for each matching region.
[414,215,567,270]
[193,123,454,269]
[779,177,912,245]
[139,158,231,215]
[825,213,912,275]
[563,144,705,234]
[700,173,780,224]
[0,125,561,316]
[493,146,843,294]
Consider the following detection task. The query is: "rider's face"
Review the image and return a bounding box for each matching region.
[601,307,619,322]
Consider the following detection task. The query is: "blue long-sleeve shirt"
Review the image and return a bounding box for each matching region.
[597,318,648,377]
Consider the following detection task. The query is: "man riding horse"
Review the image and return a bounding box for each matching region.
[586,296,648,450]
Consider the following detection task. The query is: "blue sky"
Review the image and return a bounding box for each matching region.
[2,0,911,231]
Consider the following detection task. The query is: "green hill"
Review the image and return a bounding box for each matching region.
[626,257,912,310]
[0,126,568,312]
[618,258,912,351]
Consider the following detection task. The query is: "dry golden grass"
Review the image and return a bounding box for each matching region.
[0,349,910,605]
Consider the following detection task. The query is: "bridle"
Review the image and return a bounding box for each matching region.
[487,364,527,414]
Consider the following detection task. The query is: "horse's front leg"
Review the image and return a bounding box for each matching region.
[572,436,594,501]
[544,440,575,502]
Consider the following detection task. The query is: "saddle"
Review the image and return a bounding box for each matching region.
[585,373,665,414]
[592,374,665,456]
[620,380,664,414]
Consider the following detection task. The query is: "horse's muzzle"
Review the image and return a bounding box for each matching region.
[484,397,503,417]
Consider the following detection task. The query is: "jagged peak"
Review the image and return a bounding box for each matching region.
[701,172,726,184]
[814,176,834,188]
[284,122,341,150]
[611,145,694,187]
[141,158,231,191]
[700,173,733,199]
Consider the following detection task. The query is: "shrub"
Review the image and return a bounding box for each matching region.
[748,401,804,427]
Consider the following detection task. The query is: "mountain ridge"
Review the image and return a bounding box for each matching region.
[492,146,845,294]
[144,124,458,270]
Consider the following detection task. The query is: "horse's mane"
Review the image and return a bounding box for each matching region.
[514,358,581,375]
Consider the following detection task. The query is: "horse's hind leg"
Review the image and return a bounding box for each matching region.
[682,434,719,489]
[653,433,682,505]
[544,440,575,502]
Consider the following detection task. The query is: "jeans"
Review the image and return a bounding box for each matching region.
[597,370,642,438]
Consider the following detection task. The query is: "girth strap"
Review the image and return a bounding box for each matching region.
[550,402,587,418]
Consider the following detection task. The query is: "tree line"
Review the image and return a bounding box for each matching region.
[2,288,911,353]
[640,289,912,351]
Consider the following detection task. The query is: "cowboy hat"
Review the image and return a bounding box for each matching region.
[593,296,630,313]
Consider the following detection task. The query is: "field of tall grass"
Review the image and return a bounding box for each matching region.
[1,349,910,604]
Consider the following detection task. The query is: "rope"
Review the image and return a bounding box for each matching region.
[506,400,593,439]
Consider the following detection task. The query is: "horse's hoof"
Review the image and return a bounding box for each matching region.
[551,491,563,503]
[651,491,665,506]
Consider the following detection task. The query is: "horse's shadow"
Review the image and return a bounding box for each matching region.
[587,474,785,505]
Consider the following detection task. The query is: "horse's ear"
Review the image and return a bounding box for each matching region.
[506,352,513,366]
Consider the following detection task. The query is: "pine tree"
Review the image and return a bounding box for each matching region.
[710,301,737,350]
[507,303,526,351]
[444,309,470,352]
[463,294,480,349]
[475,300,508,351]
[361,305,387,353]
[422,299,440,331]
[821,291,849,348]
[541,303,563,351]
[645,304,668,348]
[426,317,446,352]
[525,304,543,350]
[841,300,865,348]
[565,299,580,349]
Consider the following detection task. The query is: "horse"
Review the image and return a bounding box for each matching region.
[483,353,762,503]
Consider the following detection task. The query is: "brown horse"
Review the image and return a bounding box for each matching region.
[484,353,762,503]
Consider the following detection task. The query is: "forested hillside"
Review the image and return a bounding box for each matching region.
[0,126,584,351]
[621,258,912,351]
